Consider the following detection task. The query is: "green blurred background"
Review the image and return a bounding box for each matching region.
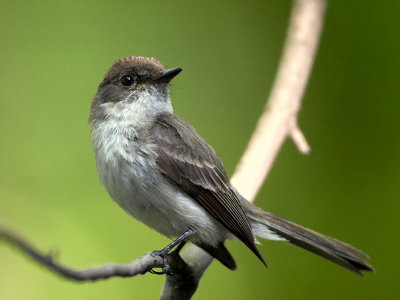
[0,1,399,299]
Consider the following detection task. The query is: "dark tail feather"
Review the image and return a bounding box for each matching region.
[196,242,237,270]
[247,206,375,275]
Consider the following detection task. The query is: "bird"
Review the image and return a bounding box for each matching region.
[89,56,374,275]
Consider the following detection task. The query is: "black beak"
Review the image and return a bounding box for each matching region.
[153,68,182,83]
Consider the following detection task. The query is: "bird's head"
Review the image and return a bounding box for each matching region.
[89,56,182,124]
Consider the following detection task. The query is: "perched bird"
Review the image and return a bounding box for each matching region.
[89,56,374,275]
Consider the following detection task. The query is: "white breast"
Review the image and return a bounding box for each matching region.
[90,94,227,246]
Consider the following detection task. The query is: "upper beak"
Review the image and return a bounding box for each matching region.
[153,68,182,83]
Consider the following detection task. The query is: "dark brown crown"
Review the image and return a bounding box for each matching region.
[104,56,166,82]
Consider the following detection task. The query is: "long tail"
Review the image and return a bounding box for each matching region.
[246,204,374,275]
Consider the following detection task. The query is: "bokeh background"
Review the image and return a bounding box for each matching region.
[0,1,399,299]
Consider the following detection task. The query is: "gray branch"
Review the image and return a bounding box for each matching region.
[0,227,163,281]
[159,246,213,300]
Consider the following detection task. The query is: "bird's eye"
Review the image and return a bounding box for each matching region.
[121,75,134,86]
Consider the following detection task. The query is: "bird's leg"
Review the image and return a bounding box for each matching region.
[150,229,196,275]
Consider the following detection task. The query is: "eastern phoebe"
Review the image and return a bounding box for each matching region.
[89,56,373,274]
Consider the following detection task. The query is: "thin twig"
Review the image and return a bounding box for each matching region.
[159,0,327,299]
[290,126,311,155]
[0,227,163,281]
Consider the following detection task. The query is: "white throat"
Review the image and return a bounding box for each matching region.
[90,85,172,168]
[102,86,173,129]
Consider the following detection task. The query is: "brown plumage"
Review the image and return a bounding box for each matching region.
[150,113,374,274]
[105,56,165,81]
[151,114,266,267]
[246,205,374,275]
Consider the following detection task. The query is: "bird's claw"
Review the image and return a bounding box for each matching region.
[150,250,172,275]
[148,229,195,275]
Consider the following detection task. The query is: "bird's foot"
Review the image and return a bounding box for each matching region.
[149,229,195,275]
[149,250,171,275]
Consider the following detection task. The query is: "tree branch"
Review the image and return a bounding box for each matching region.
[159,0,327,299]
[0,227,163,281]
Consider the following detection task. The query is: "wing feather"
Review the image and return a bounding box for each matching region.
[150,114,266,265]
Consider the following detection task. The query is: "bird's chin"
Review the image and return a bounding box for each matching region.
[124,90,141,104]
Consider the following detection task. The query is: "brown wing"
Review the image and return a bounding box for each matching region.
[150,113,266,266]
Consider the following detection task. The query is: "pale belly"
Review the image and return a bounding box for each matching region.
[94,141,227,246]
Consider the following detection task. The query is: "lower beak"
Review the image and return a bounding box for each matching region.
[153,68,182,83]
